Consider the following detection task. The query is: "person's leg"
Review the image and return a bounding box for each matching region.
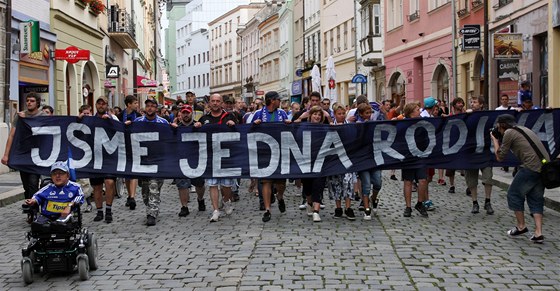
[104,178,115,206]
[404,180,412,207]
[275,180,286,201]
[20,171,40,199]
[262,181,272,211]
[209,186,219,211]
[125,178,137,199]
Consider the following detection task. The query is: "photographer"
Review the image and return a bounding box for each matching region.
[491,114,548,244]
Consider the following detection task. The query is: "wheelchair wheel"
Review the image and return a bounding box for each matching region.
[86,233,98,270]
[21,257,33,284]
[28,252,41,273]
[77,254,89,281]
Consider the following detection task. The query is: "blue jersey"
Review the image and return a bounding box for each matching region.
[252,107,289,123]
[134,115,170,124]
[33,181,85,218]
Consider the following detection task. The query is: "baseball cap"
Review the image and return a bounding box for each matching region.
[224,96,234,104]
[181,104,193,114]
[496,114,516,125]
[145,97,158,106]
[424,97,436,109]
[96,96,108,104]
[265,91,281,101]
[51,161,69,173]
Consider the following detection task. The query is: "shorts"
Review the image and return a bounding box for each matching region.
[402,168,427,181]
[206,178,235,187]
[90,176,116,186]
[176,177,205,190]
[465,167,493,189]
[507,167,545,214]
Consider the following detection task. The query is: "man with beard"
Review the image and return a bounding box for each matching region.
[194,93,237,222]
[134,98,170,226]
[2,92,47,223]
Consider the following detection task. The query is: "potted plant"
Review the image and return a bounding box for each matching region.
[89,0,106,16]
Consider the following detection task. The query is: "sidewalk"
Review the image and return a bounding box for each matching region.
[1,168,560,212]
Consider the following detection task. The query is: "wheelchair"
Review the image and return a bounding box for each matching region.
[20,204,98,284]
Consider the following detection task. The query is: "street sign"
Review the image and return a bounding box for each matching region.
[106,65,120,78]
[54,46,90,63]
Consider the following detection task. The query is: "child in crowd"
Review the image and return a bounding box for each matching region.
[326,105,357,220]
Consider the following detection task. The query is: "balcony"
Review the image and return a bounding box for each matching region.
[457,8,469,18]
[360,34,380,54]
[472,0,483,10]
[108,7,138,49]
[493,0,513,9]
[407,10,419,22]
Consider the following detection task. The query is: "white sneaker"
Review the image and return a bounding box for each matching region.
[312,212,321,222]
[210,210,220,222]
[307,204,314,216]
[224,201,234,215]
[320,204,325,209]
[364,208,372,221]
[299,200,307,210]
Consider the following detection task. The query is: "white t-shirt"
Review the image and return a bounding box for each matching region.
[495,105,511,111]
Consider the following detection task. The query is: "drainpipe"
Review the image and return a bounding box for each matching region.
[451,0,457,106]
[483,0,489,104]
[3,0,12,124]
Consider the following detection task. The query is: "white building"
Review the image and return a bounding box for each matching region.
[302,0,321,98]
[171,0,251,98]
[209,5,262,99]
[278,2,294,100]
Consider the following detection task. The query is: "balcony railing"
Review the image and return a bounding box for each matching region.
[108,7,138,49]
[472,0,483,10]
[493,0,513,9]
[407,10,419,22]
[457,8,469,17]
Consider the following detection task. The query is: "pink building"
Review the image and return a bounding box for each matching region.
[384,1,453,105]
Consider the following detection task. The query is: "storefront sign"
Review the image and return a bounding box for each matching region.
[497,59,519,81]
[137,76,157,87]
[106,66,120,78]
[23,85,48,93]
[104,79,117,88]
[461,24,481,50]
[291,80,302,95]
[54,46,90,63]
[19,21,40,54]
[493,33,523,59]
[20,40,50,67]
[351,74,368,83]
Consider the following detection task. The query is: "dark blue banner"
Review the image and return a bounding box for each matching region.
[8,109,560,179]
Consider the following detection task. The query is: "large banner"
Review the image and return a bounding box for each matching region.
[8,110,560,179]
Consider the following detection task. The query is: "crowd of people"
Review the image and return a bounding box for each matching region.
[1,83,550,243]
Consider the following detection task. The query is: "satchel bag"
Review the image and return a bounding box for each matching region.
[513,127,560,189]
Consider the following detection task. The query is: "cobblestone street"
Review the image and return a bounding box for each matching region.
[1,171,559,290]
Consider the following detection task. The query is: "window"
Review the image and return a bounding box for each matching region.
[388,0,404,30]
[343,22,348,50]
[336,26,340,52]
[429,0,450,10]
[373,4,381,35]
[410,0,419,15]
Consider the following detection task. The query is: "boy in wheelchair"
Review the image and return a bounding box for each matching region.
[21,161,97,284]
[24,161,84,231]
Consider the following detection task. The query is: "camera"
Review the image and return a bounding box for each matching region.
[490,127,502,141]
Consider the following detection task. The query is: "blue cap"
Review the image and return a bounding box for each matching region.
[50,161,69,173]
[424,97,437,109]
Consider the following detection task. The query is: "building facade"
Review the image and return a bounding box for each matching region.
[384,0,453,105]
[301,0,321,99]
[256,6,281,95]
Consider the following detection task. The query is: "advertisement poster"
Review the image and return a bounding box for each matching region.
[493,33,523,59]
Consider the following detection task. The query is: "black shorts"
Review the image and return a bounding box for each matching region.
[89,177,116,186]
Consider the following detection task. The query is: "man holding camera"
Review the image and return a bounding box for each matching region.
[491,114,548,244]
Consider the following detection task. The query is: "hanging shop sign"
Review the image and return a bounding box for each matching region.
[54,46,90,63]
[460,24,481,50]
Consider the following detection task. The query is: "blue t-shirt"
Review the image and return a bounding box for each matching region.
[252,107,288,123]
[134,115,170,124]
[33,181,85,218]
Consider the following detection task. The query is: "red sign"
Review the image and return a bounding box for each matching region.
[328,79,335,89]
[255,90,265,95]
[54,46,90,64]
[137,75,158,87]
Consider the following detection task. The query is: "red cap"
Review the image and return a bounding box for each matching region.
[181,104,193,114]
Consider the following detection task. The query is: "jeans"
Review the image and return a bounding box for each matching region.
[358,169,382,197]
[507,167,545,214]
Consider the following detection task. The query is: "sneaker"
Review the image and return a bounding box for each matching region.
[414,202,429,217]
[484,202,495,215]
[358,201,365,211]
[93,211,103,222]
[390,174,397,180]
[423,200,435,211]
[448,186,456,193]
[334,207,343,218]
[371,198,379,214]
[128,198,136,210]
[320,204,325,209]
[354,193,361,201]
[224,201,234,215]
[105,212,113,223]
[345,208,356,220]
[262,210,271,222]
[312,212,321,222]
[466,188,471,196]
[403,207,412,217]
[198,199,206,212]
[298,200,307,210]
[364,208,372,220]
[437,179,447,186]
[471,203,480,214]
[125,197,131,207]
[307,204,314,217]
[84,204,93,213]
[210,210,220,222]
[259,203,265,211]
[146,215,156,226]
[507,226,528,236]
[529,235,544,244]
[278,199,286,213]
[232,193,240,202]
[178,206,190,217]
